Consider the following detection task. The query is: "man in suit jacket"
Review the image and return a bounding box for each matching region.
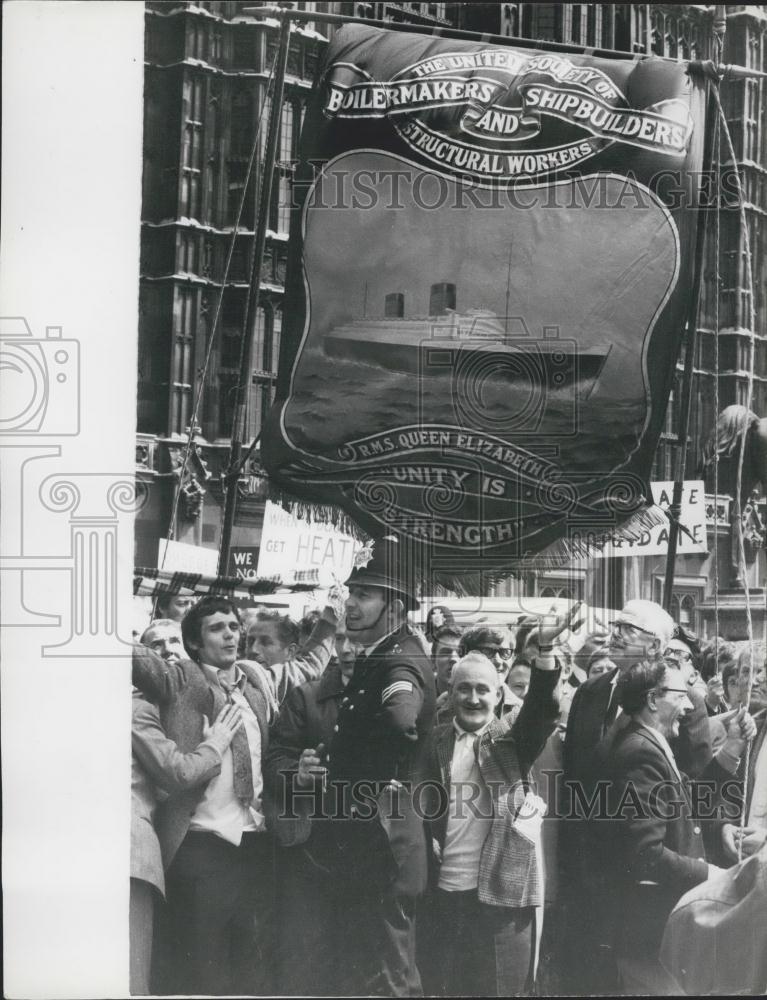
[131,594,338,995]
[603,658,737,994]
[129,674,241,994]
[262,622,359,996]
[563,600,712,785]
[422,650,560,996]
[559,599,711,993]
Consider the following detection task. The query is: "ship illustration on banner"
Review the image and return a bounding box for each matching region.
[324,280,611,394]
[260,24,706,565]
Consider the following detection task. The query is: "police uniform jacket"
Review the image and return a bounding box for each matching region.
[327,624,436,897]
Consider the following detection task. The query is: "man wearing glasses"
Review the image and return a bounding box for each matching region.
[560,599,711,994]
[603,658,750,994]
[563,600,712,785]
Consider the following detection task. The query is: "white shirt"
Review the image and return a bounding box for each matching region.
[606,671,623,725]
[438,720,493,892]
[189,662,266,844]
[637,721,683,782]
[361,629,398,659]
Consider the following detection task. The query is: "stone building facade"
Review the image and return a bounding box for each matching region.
[136,3,766,636]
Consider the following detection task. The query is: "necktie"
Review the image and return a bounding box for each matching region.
[220,680,254,804]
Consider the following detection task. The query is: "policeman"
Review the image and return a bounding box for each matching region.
[327,536,435,997]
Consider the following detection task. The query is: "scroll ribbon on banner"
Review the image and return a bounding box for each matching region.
[261,24,707,570]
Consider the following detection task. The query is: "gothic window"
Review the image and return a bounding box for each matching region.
[569,5,582,45]
[271,100,297,234]
[614,5,631,52]
[271,307,282,373]
[192,22,207,61]
[600,6,613,48]
[180,76,204,219]
[172,287,196,433]
[231,88,253,157]
[233,27,254,69]
[672,593,697,630]
[586,5,598,47]
[210,28,222,63]
[539,581,580,601]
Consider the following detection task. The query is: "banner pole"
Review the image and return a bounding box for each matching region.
[662,74,720,613]
[219,9,292,577]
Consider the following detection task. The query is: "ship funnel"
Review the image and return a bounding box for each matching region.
[429,282,456,316]
[385,293,404,318]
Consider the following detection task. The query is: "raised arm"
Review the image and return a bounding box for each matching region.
[131,644,188,704]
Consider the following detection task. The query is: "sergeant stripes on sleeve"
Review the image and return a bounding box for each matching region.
[381,680,414,704]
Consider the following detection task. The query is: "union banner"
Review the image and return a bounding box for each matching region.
[261,24,707,567]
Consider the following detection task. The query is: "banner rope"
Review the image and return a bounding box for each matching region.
[712,85,758,861]
[713,93,721,666]
[158,52,279,574]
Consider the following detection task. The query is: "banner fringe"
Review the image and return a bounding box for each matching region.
[267,483,371,542]
[424,505,667,592]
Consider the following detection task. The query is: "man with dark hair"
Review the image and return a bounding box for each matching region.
[602,657,750,994]
[425,604,456,644]
[154,591,196,623]
[700,638,738,714]
[133,592,341,995]
[459,625,513,670]
[432,623,463,695]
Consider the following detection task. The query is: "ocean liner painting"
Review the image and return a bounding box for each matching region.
[324,280,611,393]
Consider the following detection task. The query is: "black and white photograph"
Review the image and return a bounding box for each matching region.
[2,2,767,997]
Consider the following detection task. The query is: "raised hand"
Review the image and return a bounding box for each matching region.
[206,703,244,753]
[537,601,586,647]
[722,705,755,758]
[297,742,327,788]
[705,674,725,712]
[325,581,349,623]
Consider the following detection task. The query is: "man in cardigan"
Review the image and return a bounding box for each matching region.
[423,644,561,997]
[132,594,339,996]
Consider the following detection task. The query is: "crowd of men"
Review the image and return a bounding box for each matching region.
[131,538,767,997]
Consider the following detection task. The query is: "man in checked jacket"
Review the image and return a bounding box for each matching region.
[421,641,562,997]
